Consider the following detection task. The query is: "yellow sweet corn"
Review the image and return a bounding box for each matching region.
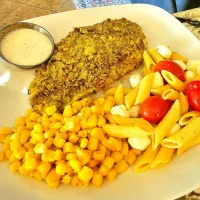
[87,159,99,168]
[9,160,21,172]
[99,165,109,176]
[68,133,79,144]
[63,142,74,153]
[34,124,43,133]
[13,147,26,160]
[115,159,129,173]
[93,151,105,161]
[111,152,123,163]
[30,112,40,122]
[34,143,47,154]
[87,137,98,151]
[41,150,54,162]
[37,161,51,174]
[80,138,88,149]
[0,151,5,162]
[45,105,57,116]
[76,148,90,165]
[66,153,77,160]
[56,162,66,176]
[53,134,65,148]
[71,175,79,187]
[106,168,117,181]
[121,141,129,156]
[19,164,29,176]
[78,166,93,182]
[92,171,103,186]
[25,158,38,171]
[20,130,30,144]
[62,174,73,184]
[54,149,63,161]
[0,127,12,135]
[102,157,115,170]
[87,114,97,129]
[91,128,105,141]
[33,171,43,181]
[97,116,106,127]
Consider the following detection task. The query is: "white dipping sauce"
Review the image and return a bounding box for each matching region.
[0,28,53,66]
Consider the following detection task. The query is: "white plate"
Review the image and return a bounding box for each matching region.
[0,4,200,200]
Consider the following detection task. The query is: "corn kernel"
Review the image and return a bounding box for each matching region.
[115,159,128,173]
[53,122,62,129]
[64,117,80,132]
[9,153,18,163]
[97,143,107,152]
[111,152,123,163]
[93,151,105,161]
[99,165,109,176]
[91,106,101,115]
[91,128,105,141]
[0,134,7,143]
[56,163,66,176]
[19,164,29,176]
[26,122,36,130]
[66,153,77,160]
[69,159,81,172]
[63,142,74,154]
[106,168,117,181]
[76,148,90,165]
[45,137,54,148]
[98,97,105,105]
[93,99,100,106]
[102,139,115,151]
[26,108,34,116]
[41,150,54,162]
[121,141,129,156]
[78,166,93,182]
[46,177,60,188]
[87,159,99,168]
[92,171,103,186]
[35,132,46,143]
[59,132,68,140]
[25,158,38,171]
[33,171,42,181]
[51,113,63,121]
[46,105,57,116]
[37,161,51,174]
[63,105,73,117]
[0,151,5,162]
[103,157,115,170]
[44,129,57,139]
[104,101,112,113]
[15,117,26,126]
[97,116,106,127]
[13,147,26,160]
[72,101,82,111]
[30,112,40,121]
[53,134,65,148]
[10,141,21,152]
[5,150,12,159]
[87,137,98,151]
[132,148,142,156]
[9,160,21,172]
[0,127,12,135]
[80,118,88,129]
[71,175,79,187]
[87,114,97,129]
[108,137,122,151]
[34,143,47,154]
[106,114,116,124]
[68,133,79,144]
[81,98,92,107]
[36,116,42,123]
[66,162,73,174]
[80,138,88,149]
[3,142,10,151]
[33,124,43,133]
[124,153,137,165]
[62,174,73,184]
[20,130,30,144]
[54,149,63,161]
[105,149,111,157]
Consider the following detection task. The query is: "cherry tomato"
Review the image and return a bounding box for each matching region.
[155,60,185,81]
[185,81,200,111]
[140,96,171,123]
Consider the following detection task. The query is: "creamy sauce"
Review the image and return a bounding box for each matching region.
[0,28,53,66]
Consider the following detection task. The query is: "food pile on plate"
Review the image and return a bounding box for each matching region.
[1,19,200,188]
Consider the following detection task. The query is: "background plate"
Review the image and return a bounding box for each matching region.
[0,4,200,200]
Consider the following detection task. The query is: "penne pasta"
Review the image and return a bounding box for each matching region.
[134,145,160,173]
[177,134,200,156]
[179,111,200,126]
[170,52,188,63]
[150,147,175,169]
[162,89,179,101]
[125,87,139,109]
[143,66,149,76]
[161,70,185,92]
[152,72,164,89]
[185,74,200,85]
[114,84,125,105]
[179,92,189,115]
[150,84,172,96]
[166,123,181,137]
[152,100,181,150]
[143,50,156,73]
[148,48,164,63]
[134,73,155,105]
[105,87,132,96]
[112,115,154,132]
[162,117,200,149]
[102,124,153,138]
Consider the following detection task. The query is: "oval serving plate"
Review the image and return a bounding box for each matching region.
[0,4,200,200]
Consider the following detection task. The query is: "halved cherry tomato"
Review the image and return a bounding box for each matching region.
[155,60,185,81]
[140,96,171,123]
[185,81,200,111]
